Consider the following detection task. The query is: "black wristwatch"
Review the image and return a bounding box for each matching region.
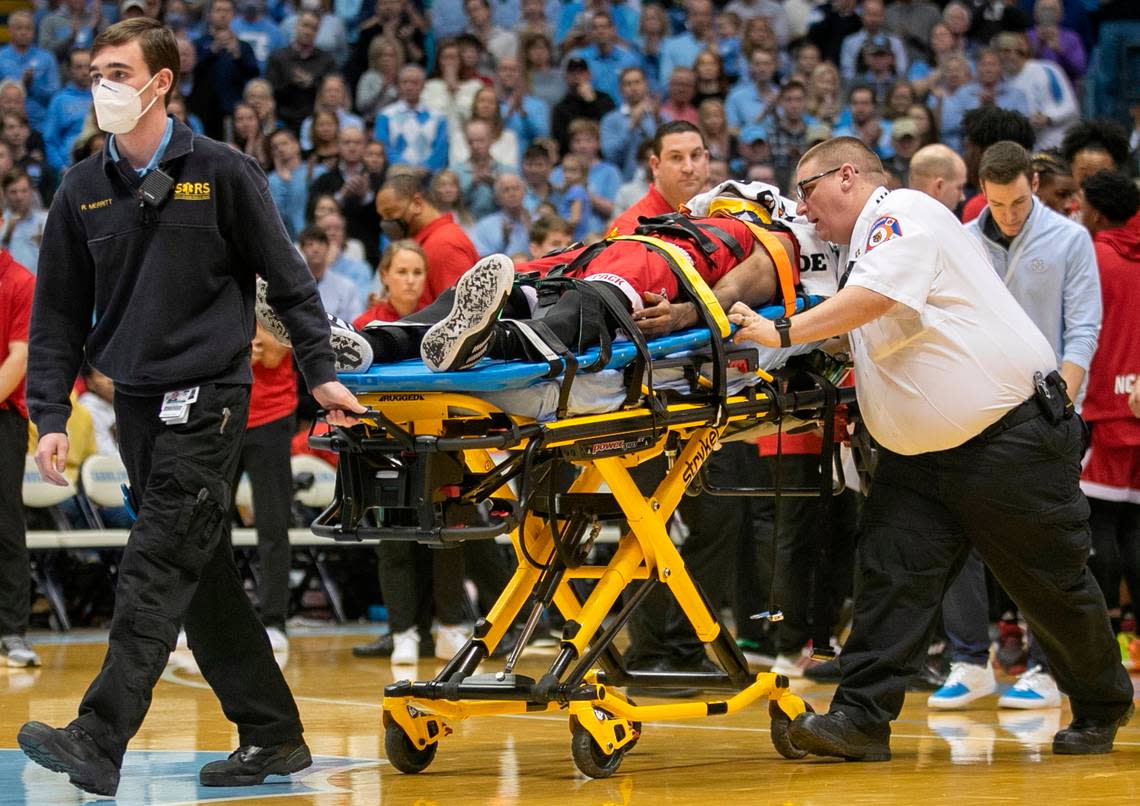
[774,317,793,348]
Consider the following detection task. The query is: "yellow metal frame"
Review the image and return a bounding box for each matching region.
[358,387,811,767]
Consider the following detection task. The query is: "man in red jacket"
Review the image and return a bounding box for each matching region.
[608,121,710,236]
[1078,170,1140,631]
[375,173,480,305]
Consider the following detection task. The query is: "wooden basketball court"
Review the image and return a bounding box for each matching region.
[2,628,1138,805]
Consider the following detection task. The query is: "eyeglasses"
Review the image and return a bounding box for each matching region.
[796,166,843,202]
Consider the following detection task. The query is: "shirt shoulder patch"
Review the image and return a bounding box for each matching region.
[866,215,902,251]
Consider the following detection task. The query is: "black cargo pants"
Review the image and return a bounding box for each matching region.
[73,383,302,766]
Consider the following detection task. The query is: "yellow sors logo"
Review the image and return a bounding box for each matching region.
[173,181,211,201]
[80,198,113,212]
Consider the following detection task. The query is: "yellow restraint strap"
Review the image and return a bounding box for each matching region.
[736,221,799,318]
[610,234,731,339]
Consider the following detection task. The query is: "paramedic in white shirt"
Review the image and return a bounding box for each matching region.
[729,136,1133,762]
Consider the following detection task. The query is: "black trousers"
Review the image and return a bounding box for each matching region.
[1087,497,1140,613]
[624,444,766,667]
[0,407,29,636]
[74,384,302,766]
[377,543,467,632]
[239,414,295,630]
[832,413,1133,739]
[362,286,616,363]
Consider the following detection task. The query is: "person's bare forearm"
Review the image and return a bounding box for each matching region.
[0,342,28,404]
[1060,361,1085,398]
[710,249,778,312]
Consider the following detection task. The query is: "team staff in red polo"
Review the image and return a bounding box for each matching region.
[374,173,480,305]
[608,121,711,236]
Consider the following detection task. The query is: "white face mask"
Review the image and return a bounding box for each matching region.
[92,73,160,135]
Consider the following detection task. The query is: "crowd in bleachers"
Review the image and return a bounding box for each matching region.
[4,1,1140,684]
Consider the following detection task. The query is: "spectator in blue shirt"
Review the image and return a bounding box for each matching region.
[939,48,1029,152]
[299,225,364,322]
[453,118,513,221]
[495,56,550,160]
[600,67,662,181]
[375,65,450,173]
[472,173,532,257]
[0,11,61,131]
[43,49,93,173]
[38,0,102,60]
[725,48,778,129]
[833,83,895,159]
[660,0,717,87]
[232,0,285,70]
[569,12,643,104]
[838,0,908,81]
[267,128,326,240]
[1,168,48,275]
[555,0,638,48]
[317,209,371,310]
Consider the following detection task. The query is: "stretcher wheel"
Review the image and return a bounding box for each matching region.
[571,723,628,778]
[769,700,814,760]
[384,722,438,773]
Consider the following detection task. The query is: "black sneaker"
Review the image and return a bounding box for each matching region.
[1053,703,1134,755]
[420,254,514,372]
[351,632,436,658]
[17,721,120,796]
[199,741,313,787]
[787,710,892,761]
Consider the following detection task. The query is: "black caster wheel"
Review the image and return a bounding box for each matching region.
[571,723,629,778]
[769,699,814,760]
[384,721,438,773]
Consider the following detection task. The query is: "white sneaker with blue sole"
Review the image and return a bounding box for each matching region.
[927,661,997,709]
[997,665,1062,709]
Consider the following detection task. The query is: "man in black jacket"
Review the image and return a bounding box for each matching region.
[551,57,615,158]
[16,18,364,798]
[307,125,383,266]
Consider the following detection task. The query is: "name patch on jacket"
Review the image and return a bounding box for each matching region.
[81,198,113,211]
[174,182,211,201]
[865,216,902,251]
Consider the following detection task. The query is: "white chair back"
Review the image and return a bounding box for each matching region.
[23,455,77,508]
[79,454,131,508]
[290,454,337,508]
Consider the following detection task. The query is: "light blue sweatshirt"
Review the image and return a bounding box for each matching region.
[965,198,1101,372]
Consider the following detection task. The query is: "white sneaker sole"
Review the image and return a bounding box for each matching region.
[255,277,292,347]
[328,315,373,372]
[927,686,997,710]
[997,694,1062,710]
[420,255,515,372]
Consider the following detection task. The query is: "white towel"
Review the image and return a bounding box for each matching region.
[681,180,799,221]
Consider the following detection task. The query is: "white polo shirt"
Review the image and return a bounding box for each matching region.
[841,187,1057,455]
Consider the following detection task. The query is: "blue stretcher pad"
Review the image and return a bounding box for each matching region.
[338,296,822,393]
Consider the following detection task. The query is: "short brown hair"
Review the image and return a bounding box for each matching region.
[529,215,574,245]
[978,140,1032,186]
[92,19,180,107]
[378,239,427,274]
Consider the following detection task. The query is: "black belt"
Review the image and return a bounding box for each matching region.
[970,396,1043,444]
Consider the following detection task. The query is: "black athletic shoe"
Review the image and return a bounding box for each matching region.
[199,741,313,787]
[420,254,514,372]
[17,721,120,796]
[1052,704,1134,755]
[351,632,436,658]
[786,711,892,761]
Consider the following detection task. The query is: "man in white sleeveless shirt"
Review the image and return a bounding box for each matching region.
[730,136,1133,761]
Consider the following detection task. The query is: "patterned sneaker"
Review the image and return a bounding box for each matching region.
[255,277,292,346]
[255,278,372,371]
[927,661,997,709]
[1,635,40,667]
[420,254,514,372]
[998,665,1062,709]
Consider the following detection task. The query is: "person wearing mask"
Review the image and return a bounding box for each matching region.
[733,135,1133,761]
[43,49,94,173]
[928,141,1102,712]
[17,18,363,797]
[907,143,968,212]
[265,9,336,130]
[374,172,480,305]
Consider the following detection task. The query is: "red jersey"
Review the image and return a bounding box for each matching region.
[518,216,758,303]
[608,185,677,237]
[415,213,480,305]
[248,357,297,429]
[0,251,34,418]
[1080,211,1140,445]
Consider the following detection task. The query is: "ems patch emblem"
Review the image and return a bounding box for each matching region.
[866,216,902,251]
